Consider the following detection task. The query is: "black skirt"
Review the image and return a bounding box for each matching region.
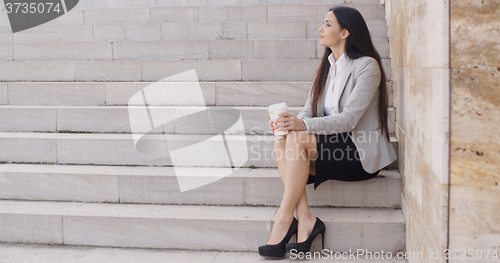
[307,132,380,189]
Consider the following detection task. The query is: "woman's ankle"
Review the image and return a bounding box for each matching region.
[297,213,315,223]
[275,212,294,225]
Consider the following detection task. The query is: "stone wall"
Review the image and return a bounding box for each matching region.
[386,0,500,261]
[384,0,450,262]
[449,0,500,261]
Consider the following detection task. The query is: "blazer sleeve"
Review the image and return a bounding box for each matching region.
[296,85,313,119]
[301,57,381,135]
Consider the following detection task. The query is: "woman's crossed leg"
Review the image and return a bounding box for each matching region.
[266,130,318,245]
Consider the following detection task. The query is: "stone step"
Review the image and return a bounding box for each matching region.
[0,20,387,44]
[0,132,397,168]
[0,243,408,263]
[0,200,406,253]
[69,0,381,9]
[5,39,389,61]
[0,105,396,136]
[0,81,394,108]
[0,164,402,207]
[0,4,384,26]
[104,20,387,41]
[0,82,308,107]
[0,59,391,82]
[0,0,382,13]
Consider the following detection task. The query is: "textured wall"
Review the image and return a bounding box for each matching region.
[449,0,500,261]
[385,0,450,262]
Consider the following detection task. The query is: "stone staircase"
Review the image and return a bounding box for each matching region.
[0,0,405,259]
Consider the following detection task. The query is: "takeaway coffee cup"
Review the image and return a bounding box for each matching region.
[268,103,288,136]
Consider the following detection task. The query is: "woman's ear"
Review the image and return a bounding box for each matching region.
[342,29,350,39]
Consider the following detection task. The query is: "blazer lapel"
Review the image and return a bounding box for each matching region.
[318,57,354,117]
[335,59,354,112]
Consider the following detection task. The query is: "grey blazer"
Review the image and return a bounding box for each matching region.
[297,56,397,173]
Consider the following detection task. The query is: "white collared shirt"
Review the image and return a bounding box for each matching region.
[324,53,348,116]
[301,53,349,132]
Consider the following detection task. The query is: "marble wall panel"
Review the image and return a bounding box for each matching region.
[386,0,451,262]
[449,186,500,258]
[449,0,500,259]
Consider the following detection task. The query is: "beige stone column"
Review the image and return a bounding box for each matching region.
[386,0,450,262]
[449,0,500,261]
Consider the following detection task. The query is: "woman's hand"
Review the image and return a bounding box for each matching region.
[273,112,307,132]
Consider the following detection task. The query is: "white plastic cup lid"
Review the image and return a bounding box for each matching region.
[268,102,287,112]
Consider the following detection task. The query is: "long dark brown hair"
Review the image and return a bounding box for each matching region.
[311,6,389,140]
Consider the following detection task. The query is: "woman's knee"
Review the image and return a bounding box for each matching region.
[285,131,302,145]
[284,131,317,161]
[285,131,314,147]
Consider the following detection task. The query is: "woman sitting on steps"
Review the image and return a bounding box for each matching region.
[258,6,397,259]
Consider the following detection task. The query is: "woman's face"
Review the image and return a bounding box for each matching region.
[318,11,349,49]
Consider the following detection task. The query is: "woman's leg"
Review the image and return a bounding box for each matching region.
[267,131,318,244]
[293,186,318,242]
[274,136,318,243]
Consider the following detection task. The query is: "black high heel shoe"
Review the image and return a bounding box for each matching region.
[258,217,298,259]
[286,217,325,254]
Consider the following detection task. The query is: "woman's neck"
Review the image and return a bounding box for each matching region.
[330,46,345,62]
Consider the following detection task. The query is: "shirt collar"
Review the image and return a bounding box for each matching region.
[328,53,348,69]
